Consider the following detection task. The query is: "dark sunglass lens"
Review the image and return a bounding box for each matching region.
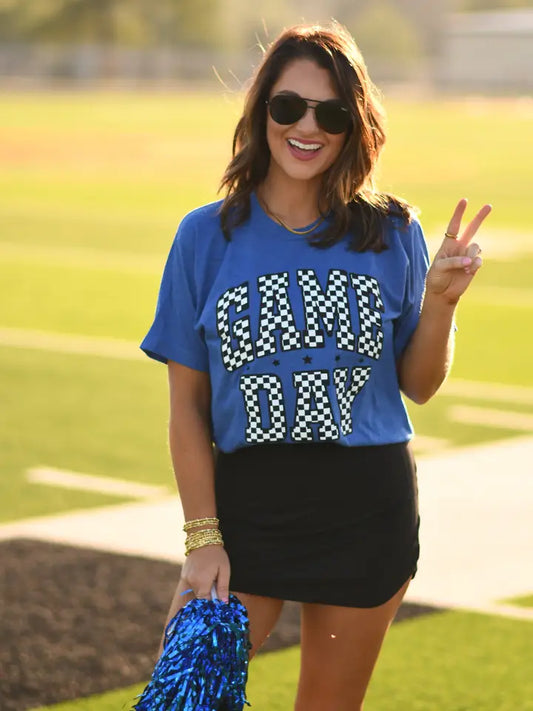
[269,95,307,125]
[315,101,350,134]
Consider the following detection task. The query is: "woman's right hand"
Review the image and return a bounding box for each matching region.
[181,544,231,602]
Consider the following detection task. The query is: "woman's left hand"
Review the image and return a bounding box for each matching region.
[425,198,492,305]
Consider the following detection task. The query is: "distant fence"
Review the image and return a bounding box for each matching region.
[0,43,257,86]
[0,42,432,89]
[2,11,533,93]
[436,11,533,92]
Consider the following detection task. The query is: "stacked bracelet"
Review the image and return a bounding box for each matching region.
[183,517,219,532]
[185,528,224,556]
[183,517,223,556]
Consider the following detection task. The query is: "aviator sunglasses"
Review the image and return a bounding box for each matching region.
[266,93,351,135]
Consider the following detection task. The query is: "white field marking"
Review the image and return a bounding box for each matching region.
[0,498,185,563]
[1,436,531,618]
[1,326,532,409]
[411,435,450,454]
[450,405,533,432]
[0,327,143,360]
[404,596,533,622]
[2,232,530,271]
[1,203,173,229]
[440,378,533,406]
[465,286,533,308]
[27,467,170,500]
[0,241,165,274]
[426,229,533,260]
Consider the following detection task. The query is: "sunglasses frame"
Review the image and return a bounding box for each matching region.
[266,93,351,135]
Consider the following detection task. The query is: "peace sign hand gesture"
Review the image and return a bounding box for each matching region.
[426,199,492,305]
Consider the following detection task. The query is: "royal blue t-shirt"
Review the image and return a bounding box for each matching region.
[141,194,429,453]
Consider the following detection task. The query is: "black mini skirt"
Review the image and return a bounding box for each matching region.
[214,441,420,608]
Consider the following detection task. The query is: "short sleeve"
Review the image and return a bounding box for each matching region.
[140,220,209,372]
[393,219,430,359]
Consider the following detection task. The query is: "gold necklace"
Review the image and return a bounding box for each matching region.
[260,197,325,235]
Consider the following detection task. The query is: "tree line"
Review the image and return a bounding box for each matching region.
[0,0,531,48]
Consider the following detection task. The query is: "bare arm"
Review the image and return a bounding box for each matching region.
[397,294,456,404]
[167,359,217,522]
[162,361,230,618]
[398,199,491,404]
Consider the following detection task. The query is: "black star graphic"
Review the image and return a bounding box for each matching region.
[358,357,365,363]
[335,355,341,361]
[303,355,312,364]
[273,359,280,366]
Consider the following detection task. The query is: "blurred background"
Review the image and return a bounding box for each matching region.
[1,1,532,710]
[1,0,533,90]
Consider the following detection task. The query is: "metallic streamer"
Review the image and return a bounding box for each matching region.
[132,593,251,710]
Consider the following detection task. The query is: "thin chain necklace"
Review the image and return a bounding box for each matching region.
[259,196,325,235]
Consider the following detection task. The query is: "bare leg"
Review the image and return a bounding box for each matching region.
[294,577,412,711]
[156,580,284,660]
[232,590,284,659]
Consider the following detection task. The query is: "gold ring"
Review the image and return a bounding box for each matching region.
[445,231,458,239]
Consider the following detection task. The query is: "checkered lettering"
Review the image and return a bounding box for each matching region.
[351,275,384,359]
[216,282,254,372]
[255,272,302,357]
[239,373,287,443]
[297,269,356,351]
[290,369,340,442]
[333,366,372,435]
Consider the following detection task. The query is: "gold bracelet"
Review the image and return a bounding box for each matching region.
[183,517,220,532]
[185,529,224,556]
[185,530,223,546]
[185,530,220,544]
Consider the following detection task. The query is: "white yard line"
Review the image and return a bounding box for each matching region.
[405,596,533,622]
[450,405,533,432]
[0,437,530,620]
[0,438,530,618]
[3,228,530,268]
[1,325,533,408]
[465,286,533,308]
[0,327,144,360]
[27,467,170,500]
[405,435,533,615]
[411,435,450,454]
[0,498,185,564]
[426,229,533,260]
[0,240,165,274]
[440,378,533,405]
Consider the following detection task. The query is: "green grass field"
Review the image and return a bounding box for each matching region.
[1,91,532,522]
[1,91,532,710]
[502,593,533,608]
[32,611,533,711]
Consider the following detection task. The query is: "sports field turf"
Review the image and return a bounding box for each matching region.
[502,593,533,608]
[1,91,532,710]
[1,91,532,523]
[31,611,533,711]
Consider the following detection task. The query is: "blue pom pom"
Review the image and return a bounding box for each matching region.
[132,594,251,710]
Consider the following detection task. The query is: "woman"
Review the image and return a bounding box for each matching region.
[141,23,490,711]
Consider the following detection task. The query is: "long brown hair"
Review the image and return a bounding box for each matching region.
[218,23,415,252]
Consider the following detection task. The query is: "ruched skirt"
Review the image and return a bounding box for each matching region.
[214,441,420,608]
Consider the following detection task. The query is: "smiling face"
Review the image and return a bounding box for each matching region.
[265,58,347,190]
